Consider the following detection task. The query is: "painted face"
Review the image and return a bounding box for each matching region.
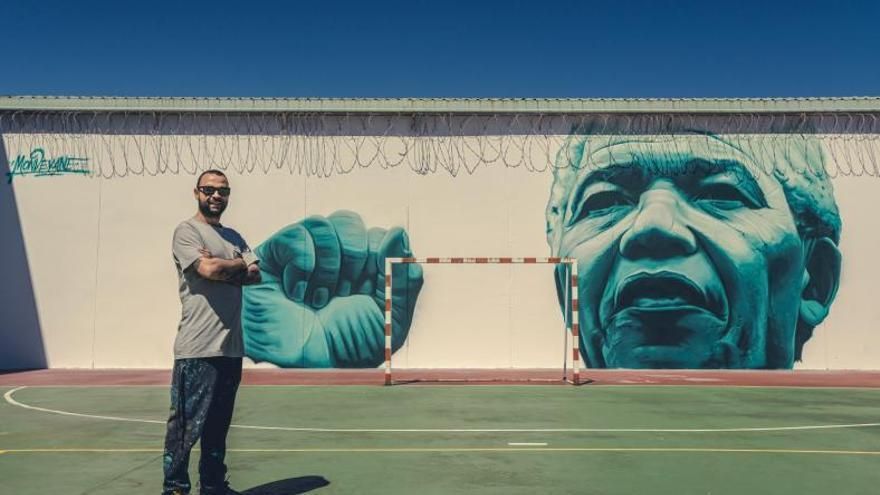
[556,136,806,369]
[195,173,230,218]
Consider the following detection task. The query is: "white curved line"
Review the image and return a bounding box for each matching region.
[4,386,166,425]
[5,386,880,434]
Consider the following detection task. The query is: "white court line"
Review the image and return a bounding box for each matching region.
[5,386,880,434]
[4,387,165,425]
[508,442,548,446]
[2,447,880,456]
[3,383,877,390]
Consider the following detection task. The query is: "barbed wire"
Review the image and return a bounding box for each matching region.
[1,111,878,180]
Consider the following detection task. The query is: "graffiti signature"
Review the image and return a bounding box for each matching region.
[6,148,90,184]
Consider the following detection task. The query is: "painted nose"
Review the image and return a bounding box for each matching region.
[619,189,697,260]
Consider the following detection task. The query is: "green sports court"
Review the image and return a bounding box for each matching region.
[1,370,879,494]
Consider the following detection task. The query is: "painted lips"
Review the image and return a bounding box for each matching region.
[614,272,714,313]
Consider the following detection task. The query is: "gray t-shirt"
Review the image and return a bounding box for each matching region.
[172,216,251,359]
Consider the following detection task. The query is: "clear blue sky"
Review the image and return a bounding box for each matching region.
[3,0,879,98]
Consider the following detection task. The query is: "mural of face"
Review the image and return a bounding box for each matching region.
[546,134,841,369]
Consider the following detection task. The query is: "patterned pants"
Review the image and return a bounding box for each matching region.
[162,357,242,494]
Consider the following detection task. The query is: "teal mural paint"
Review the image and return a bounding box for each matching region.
[242,210,423,368]
[6,148,89,183]
[241,132,843,371]
[545,133,841,369]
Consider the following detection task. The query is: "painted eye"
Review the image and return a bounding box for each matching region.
[695,183,757,209]
[572,190,634,223]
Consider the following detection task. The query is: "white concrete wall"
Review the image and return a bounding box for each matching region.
[2,119,879,370]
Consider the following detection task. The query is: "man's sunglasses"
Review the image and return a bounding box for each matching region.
[197,186,231,197]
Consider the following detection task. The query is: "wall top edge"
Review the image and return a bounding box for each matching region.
[2,96,880,114]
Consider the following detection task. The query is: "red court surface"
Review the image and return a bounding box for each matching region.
[2,368,880,387]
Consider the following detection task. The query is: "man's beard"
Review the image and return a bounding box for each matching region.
[199,200,225,218]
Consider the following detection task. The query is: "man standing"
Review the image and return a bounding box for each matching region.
[163,169,260,495]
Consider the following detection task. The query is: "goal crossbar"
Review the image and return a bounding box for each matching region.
[384,257,580,385]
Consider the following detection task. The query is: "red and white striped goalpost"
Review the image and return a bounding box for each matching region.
[383,257,580,386]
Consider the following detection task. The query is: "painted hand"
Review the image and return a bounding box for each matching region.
[242,211,423,368]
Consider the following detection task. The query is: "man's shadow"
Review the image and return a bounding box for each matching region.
[242,475,330,494]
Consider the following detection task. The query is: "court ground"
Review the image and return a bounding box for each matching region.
[1,369,879,494]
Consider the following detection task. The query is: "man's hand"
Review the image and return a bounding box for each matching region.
[200,248,261,286]
[242,210,423,368]
[195,249,248,282]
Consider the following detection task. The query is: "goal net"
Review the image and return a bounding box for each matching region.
[383,257,581,385]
